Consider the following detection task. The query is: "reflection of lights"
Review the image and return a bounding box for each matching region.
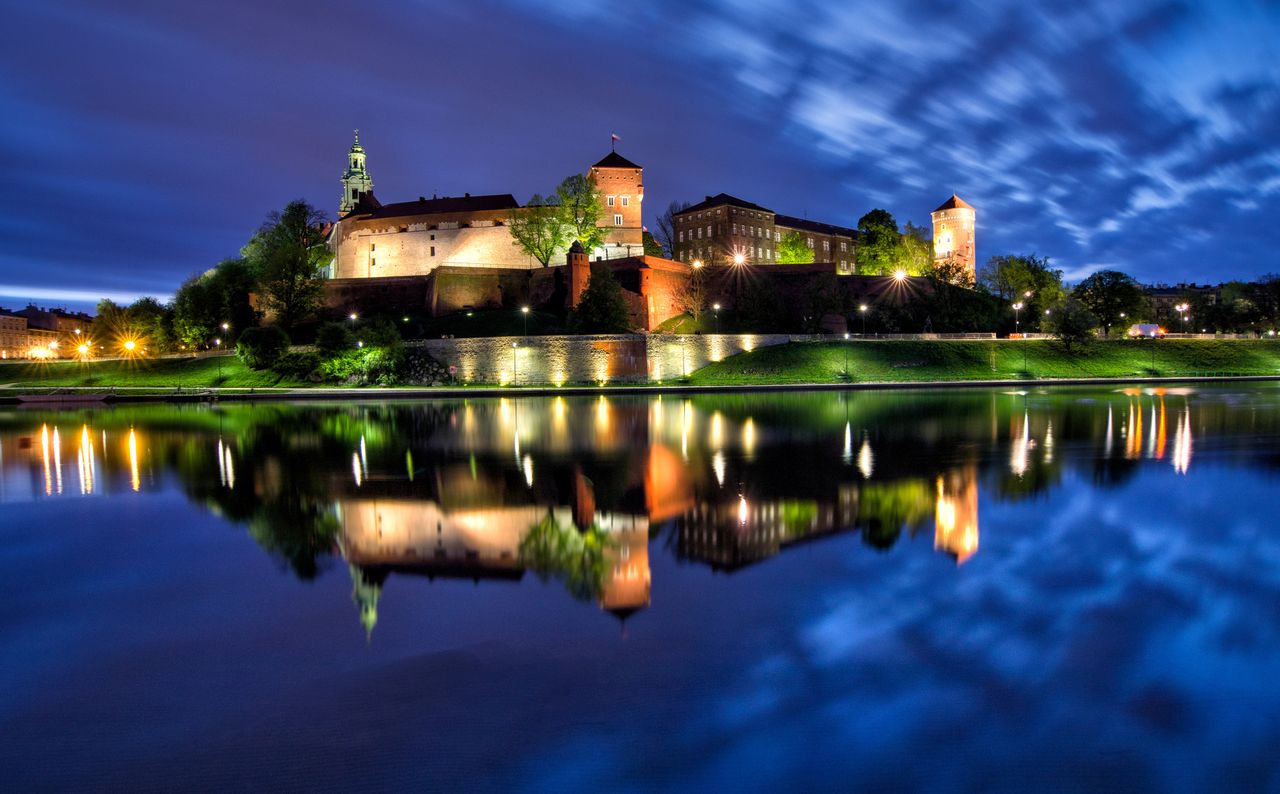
[738,494,749,525]
[596,395,610,430]
[77,426,95,495]
[857,438,874,480]
[842,421,852,465]
[522,454,534,487]
[1104,403,1114,458]
[1043,421,1054,464]
[128,428,140,492]
[352,452,363,487]
[217,438,235,489]
[1172,408,1193,474]
[712,451,726,486]
[52,426,63,495]
[710,411,723,448]
[40,424,52,496]
[359,435,368,477]
[742,417,757,459]
[1011,411,1030,476]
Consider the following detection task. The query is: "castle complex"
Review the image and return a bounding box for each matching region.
[328,133,645,279]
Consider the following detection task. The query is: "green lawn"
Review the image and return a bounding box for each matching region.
[0,354,303,389]
[686,339,1280,385]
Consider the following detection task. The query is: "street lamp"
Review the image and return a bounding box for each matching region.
[712,302,721,334]
[1175,302,1189,333]
[859,304,868,335]
[521,305,530,337]
[893,269,907,283]
[843,331,850,376]
[215,337,223,382]
[732,253,745,266]
[1012,301,1024,335]
[511,341,519,385]
[691,259,703,269]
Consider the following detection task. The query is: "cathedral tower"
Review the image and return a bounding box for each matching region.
[340,130,374,216]
[930,194,976,278]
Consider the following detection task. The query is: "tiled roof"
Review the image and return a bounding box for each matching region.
[933,194,975,212]
[774,214,857,238]
[349,192,520,220]
[592,151,641,169]
[675,193,774,215]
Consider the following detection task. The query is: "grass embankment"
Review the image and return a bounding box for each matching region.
[0,355,303,389]
[686,339,1280,385]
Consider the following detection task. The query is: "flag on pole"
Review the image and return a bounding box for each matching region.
[611,133,620,151]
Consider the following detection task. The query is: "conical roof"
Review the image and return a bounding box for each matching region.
[933,194,974,212]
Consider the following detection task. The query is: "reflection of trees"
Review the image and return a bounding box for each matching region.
[856,480,933,550]
[517,513,612,601]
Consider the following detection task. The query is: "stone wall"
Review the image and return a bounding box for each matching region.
[419,333,810,385]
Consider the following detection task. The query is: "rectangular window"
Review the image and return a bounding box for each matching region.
[775,232,781,242]
[621,196,630,207]
[371,258,376,267]
[706,225,712,236]
[430,246,436,256]
[679,230,685,242]
[371,243,376,252]
[807,238,814,248]
[697,227,703,239]
[614,214,623,226]
[732,223,738,234]
[840,241,847,251]
[823,240,830,251]
[607,196,616,206]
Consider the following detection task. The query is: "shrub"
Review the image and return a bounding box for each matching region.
[360,317,402,349]
[315,322,355,357]
[236,325,290,369]
[271,350,321,380]
[318,346,405,386]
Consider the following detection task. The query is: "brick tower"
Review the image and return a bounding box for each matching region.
[930,194,976,278]
[588,149,644,257]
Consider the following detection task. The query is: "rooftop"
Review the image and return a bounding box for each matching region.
[592,151,642,169]
[774,214,857,239]
[347,191,520,220]
[675,193,774,216]
[933,194,975,213]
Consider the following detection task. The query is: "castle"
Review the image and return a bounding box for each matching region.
[327,132,646,279]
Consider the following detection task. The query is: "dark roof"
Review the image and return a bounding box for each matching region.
[933,194,974,212]
[675,193,774,216]
[349,191,520,220]
[774,214,857,238]
[592,151,641,169]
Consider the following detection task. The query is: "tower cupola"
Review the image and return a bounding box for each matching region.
[340,130,374,215]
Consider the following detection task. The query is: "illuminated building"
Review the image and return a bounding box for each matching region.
[930,194,976,280]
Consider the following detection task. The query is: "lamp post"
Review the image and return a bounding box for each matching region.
[843,332,850,377]
[348,312,358,332]
[1175,302,1189,333]
[713,302,721,334]
[1012,302,1025,374]
[521,305,530,337]
[859,304,868,335]
[511,341,519,385]
[214,337,223,383]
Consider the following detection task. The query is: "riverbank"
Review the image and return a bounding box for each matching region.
[3,339,1279,403]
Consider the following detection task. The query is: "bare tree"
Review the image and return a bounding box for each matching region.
[674,264,709,320]
[655,200,690,259]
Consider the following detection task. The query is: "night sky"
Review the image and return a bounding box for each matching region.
[3,0,1278,311]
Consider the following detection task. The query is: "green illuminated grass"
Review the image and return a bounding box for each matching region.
[686,339,1280,385]
[0,355,302,389]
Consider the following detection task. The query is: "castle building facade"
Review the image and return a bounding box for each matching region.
[672,194,858,273]
[328,134,645,279]
[930,194,976,277]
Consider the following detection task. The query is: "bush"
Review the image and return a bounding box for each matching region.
[271,350,321,380]
[360,317,402,349]
[236,325,290,370]
[318,346,405,386]
[315,322,355,357]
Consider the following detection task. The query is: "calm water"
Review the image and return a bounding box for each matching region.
[2,386,1280,792]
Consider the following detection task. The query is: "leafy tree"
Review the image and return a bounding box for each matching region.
[642,230,663,257]
[1049,297,1098,353]
[236,325,290,369]
[172,258,260,350]
[1073,270,1144,337]
[127,297,175,352]
[776,230,815,264]
[573,263,632,332]
[654,200,690,258]
[899,221,934,276]
[555,174,604,253]
[315,322,355,356]
[978,254,1064,330]
[855,209,901,275]
[248,200,331,330]
[508,195,566,267]
[927,258,974,288]
[172,273,220,349]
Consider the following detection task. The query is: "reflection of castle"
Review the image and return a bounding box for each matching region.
[934,467,979,564]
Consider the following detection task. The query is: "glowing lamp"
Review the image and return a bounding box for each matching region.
[893,269,907,282]
[732,253,746,266]
[123,340,136,352]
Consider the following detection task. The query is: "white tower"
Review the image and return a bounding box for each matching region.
[339,130,373,215]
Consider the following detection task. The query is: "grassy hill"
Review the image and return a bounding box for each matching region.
[0,355,301,389]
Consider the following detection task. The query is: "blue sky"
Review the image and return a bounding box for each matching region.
[1,0,1278,310]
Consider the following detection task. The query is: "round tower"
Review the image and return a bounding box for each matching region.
[930,194,976,278]
[339,130,374,216]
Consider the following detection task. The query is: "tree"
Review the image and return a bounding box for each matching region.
[315,322,355,356]
[673,263,709,321]
[654,200,690,258]
[776,230,815,264]
[508,195,566,267]
[249,200,331,330]
[127,297,175,352]
[236,325,290,369]
[978,254,1064,330]
[899,221,934,277]
[1073,270,1144,336]
[1049,297,1098,353]
[555,174,604,253]
[172,273,219,349]
[642,230,663,257]
[855,209,901,274]
[926,258,974,288]
[573,263,632,332]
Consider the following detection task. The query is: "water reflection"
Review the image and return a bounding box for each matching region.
[1,384,1266,637]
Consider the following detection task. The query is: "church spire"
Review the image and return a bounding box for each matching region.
[340,129,373,215]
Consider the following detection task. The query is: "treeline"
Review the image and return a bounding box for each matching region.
[90,200,333,355]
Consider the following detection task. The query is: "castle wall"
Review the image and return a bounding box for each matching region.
[333,218,543,279]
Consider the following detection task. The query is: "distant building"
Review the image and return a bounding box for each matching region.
[930,194,976,279]
[671,193,858,273]
[0,307,67,359]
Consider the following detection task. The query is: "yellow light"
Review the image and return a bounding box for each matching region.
[49,340,58,349]
[691,259,703,269]
[893,269,907,282]
[123,340,137,352]
[77,344,89,355]
[733,253,746,266]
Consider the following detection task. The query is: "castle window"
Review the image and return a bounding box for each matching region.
[621,196,629,207]
[840,241,847,251]
[430,246,435,256]
[614,214,623,226]
[775,232,781,242]
[371,258,376,267]
[807,238,814,248]
[607,196,616,206]
[823,240,830,251]
[707,225,712,236]
[679,230,684,243]
[430,234,435,240]
[371,243,376,252]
